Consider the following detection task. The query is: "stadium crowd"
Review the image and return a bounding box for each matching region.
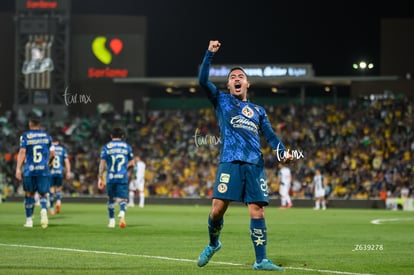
[0,96,413,202]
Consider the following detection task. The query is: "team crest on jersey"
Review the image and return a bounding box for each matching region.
[242,106,254,118]
[217,183,228,193]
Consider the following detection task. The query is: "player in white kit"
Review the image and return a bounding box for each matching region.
[128,156,146,208]
[313,168,327,210]
[277,162,292,208]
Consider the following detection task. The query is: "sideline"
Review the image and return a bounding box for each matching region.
[0,243,375,275]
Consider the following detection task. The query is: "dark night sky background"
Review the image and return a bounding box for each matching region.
[2,0,414,77]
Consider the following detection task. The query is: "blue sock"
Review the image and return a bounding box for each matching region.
[49,192,54,208]
[119,200,127,212]
[108,199,115,219]
[250,218,267,263]
[208,216,223,247]
[56,191,61,202]
[39,195,48,211]
[24,196,35,218]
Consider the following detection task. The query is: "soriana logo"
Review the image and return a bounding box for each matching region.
[88,36,128,78]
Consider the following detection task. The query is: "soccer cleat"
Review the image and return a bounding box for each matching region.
[108,219,115,228]
[56,201,61,214]
[119,217,126,228]
[197,241,222,267]
[50,208,55,216]
[23,219,33,228]
[287,203,293,208]
[40,209,48,229]
[253,259,284,271]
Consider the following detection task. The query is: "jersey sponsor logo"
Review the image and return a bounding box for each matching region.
[50,170,62,175]
[217,183,228,193]
[29,164,45,171]
[107,142,128,149]
[109,173,125,180]
[230,115,258,134]
[219,173,230,183]
[26,138,50,145]
[241,106,254,118]
[27,133,48,139]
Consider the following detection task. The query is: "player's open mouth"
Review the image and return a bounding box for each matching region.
[234,83,241,92]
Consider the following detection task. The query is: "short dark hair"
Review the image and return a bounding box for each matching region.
[111,127,125,139]
[53,136,61,143]
[29,115,41,126]
[227,66,248,79]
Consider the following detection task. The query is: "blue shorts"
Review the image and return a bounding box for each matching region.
[213,162,270,205]
[50,176,63,187]
[106,181,128,199]
[23,176,50,194]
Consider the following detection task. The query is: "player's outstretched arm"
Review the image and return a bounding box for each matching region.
[208,40,221,53]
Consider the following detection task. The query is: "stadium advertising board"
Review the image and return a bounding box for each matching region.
[16,0,70,11]
[386,198,414,211]
[207,64,314,78]
[71,34,145,80]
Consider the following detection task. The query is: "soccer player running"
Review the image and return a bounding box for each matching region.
[98,128,134,228]
[197,40,293,271]
[15,115,55,228]
[49,137,71,215]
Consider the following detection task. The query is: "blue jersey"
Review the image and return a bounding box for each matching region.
[19,129,53,176]
[50,144,68,178]
[199,50,286,165]
[100,140,133,184]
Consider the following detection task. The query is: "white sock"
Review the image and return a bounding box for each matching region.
[128,191,134,204]
[139,192,145,207]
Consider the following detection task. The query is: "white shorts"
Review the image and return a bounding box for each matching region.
[315,189,325,198]
[129,179,144,192]
[279,185,290,197]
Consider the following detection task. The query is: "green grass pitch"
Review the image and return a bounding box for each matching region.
[0,202,413,274]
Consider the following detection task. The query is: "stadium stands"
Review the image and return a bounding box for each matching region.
[0,96,412,203]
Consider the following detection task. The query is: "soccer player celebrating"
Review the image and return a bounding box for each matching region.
[197,40,293,271]
[49,137,71,215]
[15,115,55,228]
[98,128,134,228]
